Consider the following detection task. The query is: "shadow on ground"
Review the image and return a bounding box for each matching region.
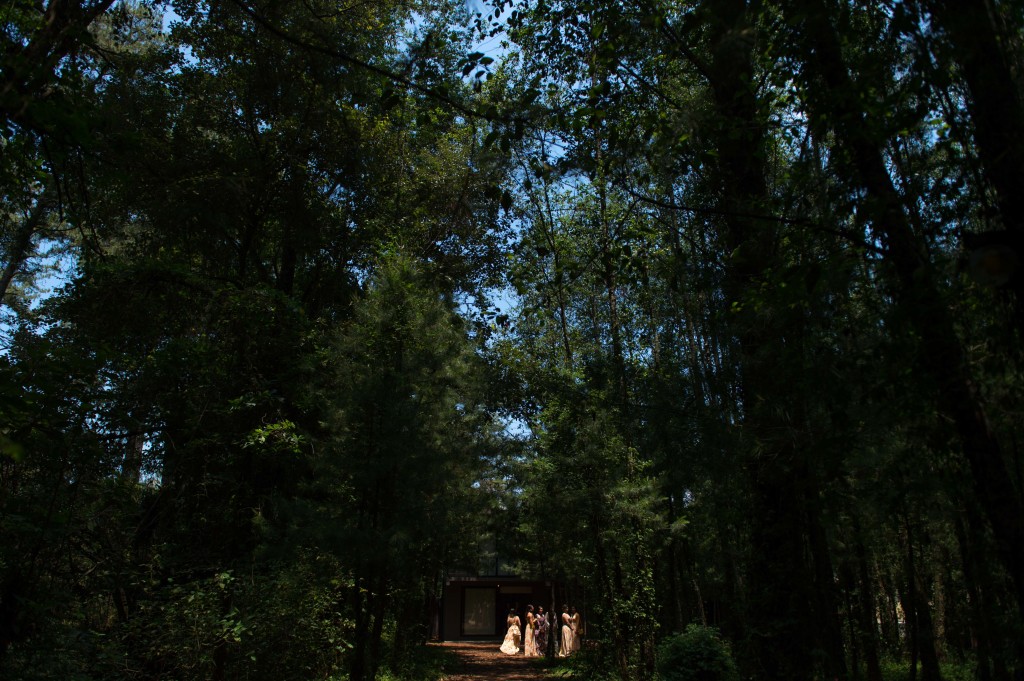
[435,641,561,681]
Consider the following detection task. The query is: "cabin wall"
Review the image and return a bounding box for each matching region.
[440,579,561,641]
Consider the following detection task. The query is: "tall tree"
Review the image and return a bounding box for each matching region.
[777,0,1024,628]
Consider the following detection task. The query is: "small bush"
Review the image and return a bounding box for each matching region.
[657,624,740,681]
[879,658,977,681]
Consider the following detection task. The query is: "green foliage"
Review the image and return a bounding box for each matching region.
[1,1,504,678]
[3,0,1024,680]
[310,255,495,677]
[656,625,740,681]
[375,641,454,681]
[878,658,977,681]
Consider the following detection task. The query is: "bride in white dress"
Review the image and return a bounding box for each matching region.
[499,609,521,655]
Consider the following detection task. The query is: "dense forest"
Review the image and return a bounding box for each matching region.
[2,1,1024,680]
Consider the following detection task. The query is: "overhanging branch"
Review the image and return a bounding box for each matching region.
[227,0,503,123]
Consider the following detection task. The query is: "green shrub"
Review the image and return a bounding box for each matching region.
[879,658,977,681]
[657,624,740,681]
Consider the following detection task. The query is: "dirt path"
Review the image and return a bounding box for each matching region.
[435,641,555,681]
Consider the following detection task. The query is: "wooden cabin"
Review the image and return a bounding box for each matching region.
[438,576,560,641]
[432,545,567,641]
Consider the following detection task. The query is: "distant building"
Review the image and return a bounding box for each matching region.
[432,539,566,641]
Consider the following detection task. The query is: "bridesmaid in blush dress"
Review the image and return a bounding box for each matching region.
[570,605,581,652]
[558,604,574,656]
[534,606,549,656]
[524,605,537,656]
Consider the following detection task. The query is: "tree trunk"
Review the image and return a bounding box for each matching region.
[699,1,817,677]
[368,572,388,681]
[955,501,1014,681]
[349,575,371,681]
[666,496,686,632]
[840,561,862,681]
[926,0,1024,259]
[807,496,849,681]
[876,565,903,657]
[0,190,51,303]
[902,517,943,681]
[0,1,118,131]
[787,0,1024,629]
[853,517,884,681]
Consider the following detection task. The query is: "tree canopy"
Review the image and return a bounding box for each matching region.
[2,1,1024,680]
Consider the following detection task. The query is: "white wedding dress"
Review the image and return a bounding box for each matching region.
[499,617,521,655]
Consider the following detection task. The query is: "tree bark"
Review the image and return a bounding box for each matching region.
[902,517,943,681]
[853,517,884,681]
[0,2,115,127]
[0,190,52,304]
[807,495,850,681]
[699,1,819,678]
[925,0,1024,236]
[787,0,1024,628]
[955,500,1014,681]
[925,0,1024,330]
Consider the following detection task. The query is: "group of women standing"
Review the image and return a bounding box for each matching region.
[499,604,581,657]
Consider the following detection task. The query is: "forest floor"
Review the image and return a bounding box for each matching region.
[436,641,561,681]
